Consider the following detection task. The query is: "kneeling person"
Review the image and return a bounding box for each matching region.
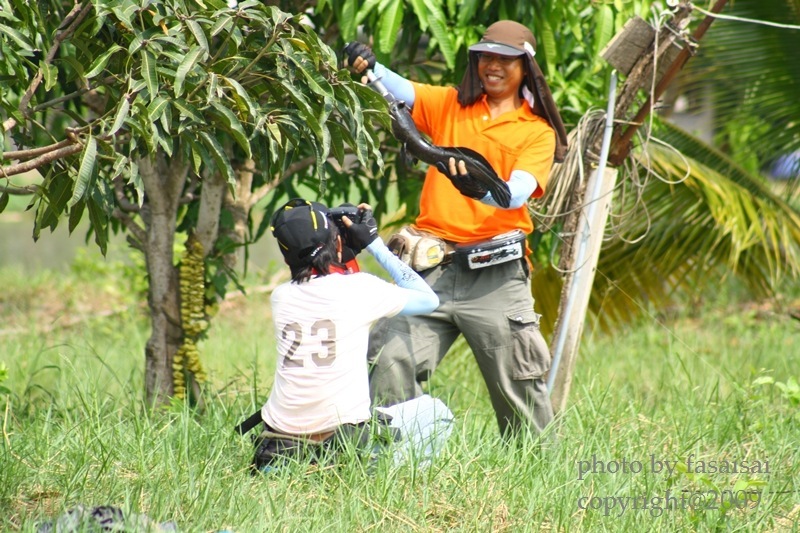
[253,198,441,472]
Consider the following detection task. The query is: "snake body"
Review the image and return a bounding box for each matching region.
[369,73,512,208]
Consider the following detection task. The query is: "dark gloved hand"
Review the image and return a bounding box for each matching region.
[342,42,376,73]
[435,160,489,200]
[342,208,378,253]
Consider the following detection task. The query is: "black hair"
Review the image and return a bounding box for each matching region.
[289,223,345,284]
[456,50,569,162]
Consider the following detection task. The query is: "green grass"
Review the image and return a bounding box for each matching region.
[1,262,799,532]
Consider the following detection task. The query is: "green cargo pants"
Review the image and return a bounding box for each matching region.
[367,256,554,437]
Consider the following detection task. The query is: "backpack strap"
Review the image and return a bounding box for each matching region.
[234,410,263,435]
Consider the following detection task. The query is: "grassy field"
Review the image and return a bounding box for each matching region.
[1,255,799,532]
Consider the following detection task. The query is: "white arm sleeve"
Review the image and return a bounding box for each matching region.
[367,238,439,315]
[481,170,539,209]
[373,63,416,106]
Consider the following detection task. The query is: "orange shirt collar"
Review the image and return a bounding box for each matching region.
[477,94,538,122]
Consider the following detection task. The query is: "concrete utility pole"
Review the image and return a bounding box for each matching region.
[548,0,730,413]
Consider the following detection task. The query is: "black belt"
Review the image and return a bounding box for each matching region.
[449,230,526,270]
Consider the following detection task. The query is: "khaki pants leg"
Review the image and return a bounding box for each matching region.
[452,259,554,436]
[367,258,553,437]
[367,264,460,406]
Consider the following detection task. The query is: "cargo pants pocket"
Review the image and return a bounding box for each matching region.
[506,308,552,380]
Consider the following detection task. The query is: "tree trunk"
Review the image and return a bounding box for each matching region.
[223,159,255,270]
[139,152,190,406]
[196,171,227,258]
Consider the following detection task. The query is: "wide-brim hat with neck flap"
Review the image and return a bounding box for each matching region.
[270,198,333,267]
[457,20,568,162]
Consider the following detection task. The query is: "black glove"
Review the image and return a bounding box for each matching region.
[342,208,378,253]
[435,161,488,200]
[342,41,376,73]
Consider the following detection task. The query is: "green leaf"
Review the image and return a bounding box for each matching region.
[199,131,235,184]
[157,136,174,157]
[278,78,323,140]
[329,122,346,165]
[160,99,173,133]
[173,99,204,123]
[61,56,87,83]
[539,20,558,67]
[0,191,8,213]
[132,114,156,152]
[109,97,130,136]
[377,0,404,54]
[111,2,137,30]
[338,0,357,41]
[354,0,382,26]
[87,198,108,255]
[141,51,158,101]
[85,45,124,79]
[186,19,209,52]
[147,96,169,122]
[221,77,257,119]
[408,0,429,31]
[128,78,147,95]
[592,5,614,67]
[206,72,219,104]
[210,102,251,158]
[266,121,282,150]
[210,15,233,37]
[425,4,454,69]
[150,35,188,51]
[456,0,480,26]
[752,376,775,386]
[34,171,72,237]
[174,45,205,98]
[41,61,57,92]
[69,137,97,208]
[292,59,333,100]
[184,136,206,175]
[68,198,86,233]
[0,23,35,51]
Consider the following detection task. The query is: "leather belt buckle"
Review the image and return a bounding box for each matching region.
[441,241,457,265]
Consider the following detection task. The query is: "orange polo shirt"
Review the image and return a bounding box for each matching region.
[410,83,555,244]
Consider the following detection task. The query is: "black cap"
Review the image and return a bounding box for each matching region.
[270,198,333,267]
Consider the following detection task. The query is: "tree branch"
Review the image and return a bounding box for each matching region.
[3,139,75,160]
[179,174,200,205]
[249,155,315,207]
[0,144,82,178]
[32,87,91,113]
[113,207,146,246]
[113,176,141,213]
[0,183,38,195]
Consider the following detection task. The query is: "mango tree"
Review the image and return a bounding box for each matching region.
[0,0,388,405]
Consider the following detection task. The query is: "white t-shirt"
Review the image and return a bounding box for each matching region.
[261,272,408,435]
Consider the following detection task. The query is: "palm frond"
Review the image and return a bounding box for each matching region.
[680,0,800,160]
[533,120,800,335]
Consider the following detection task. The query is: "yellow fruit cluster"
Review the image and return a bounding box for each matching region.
[174,234,208,399]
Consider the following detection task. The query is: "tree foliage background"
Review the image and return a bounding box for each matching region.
[0,0,390,403]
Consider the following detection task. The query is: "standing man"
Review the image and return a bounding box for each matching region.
[343,20,568,437]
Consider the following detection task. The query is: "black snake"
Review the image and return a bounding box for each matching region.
[367,72,512,208]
